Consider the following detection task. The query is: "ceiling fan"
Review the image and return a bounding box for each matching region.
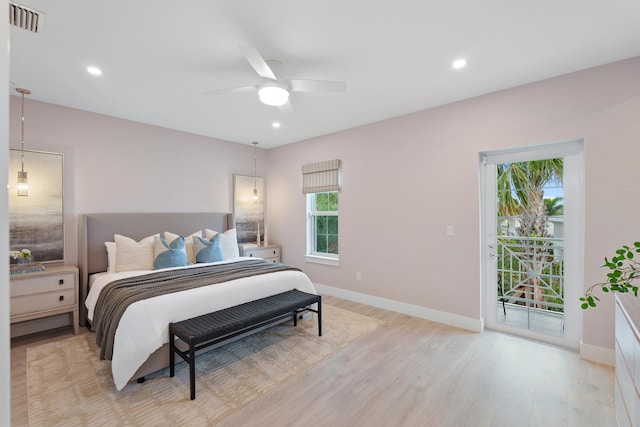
[204,47,346,106]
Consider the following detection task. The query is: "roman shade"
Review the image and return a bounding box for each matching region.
[302,159,341,194]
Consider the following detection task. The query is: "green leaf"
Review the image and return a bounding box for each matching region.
[581,303,589,310]
[602,287,609,292]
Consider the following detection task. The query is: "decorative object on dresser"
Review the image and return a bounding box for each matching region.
[239,243,281,263]
[10,265,79,335]
[9,248,45,274]
[9,148,64,262]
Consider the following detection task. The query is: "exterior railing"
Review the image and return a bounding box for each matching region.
[497,234,564,313]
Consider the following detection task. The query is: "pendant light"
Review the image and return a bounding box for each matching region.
[252,141,259,203]
[16,88,31,197]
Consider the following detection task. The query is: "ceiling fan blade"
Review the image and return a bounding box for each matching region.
[239,46,276,80]
[203,85,257,96]
[290,79,346,93]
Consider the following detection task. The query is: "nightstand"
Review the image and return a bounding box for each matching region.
[10,264,79,335]
[239,243,281,263]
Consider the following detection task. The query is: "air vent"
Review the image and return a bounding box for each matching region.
[9,2,45,34]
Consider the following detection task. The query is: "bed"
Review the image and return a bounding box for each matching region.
[79,212,318,390]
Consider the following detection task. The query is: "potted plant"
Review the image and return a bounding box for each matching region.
[10,248,32,264]
[581,242,640,309]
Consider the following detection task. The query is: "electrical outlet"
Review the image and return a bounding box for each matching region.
[446,226,454,236]
[356,272,362,281]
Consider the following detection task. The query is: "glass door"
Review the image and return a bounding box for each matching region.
[481,141,583,350]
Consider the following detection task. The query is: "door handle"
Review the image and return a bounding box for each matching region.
[488,244,498,259]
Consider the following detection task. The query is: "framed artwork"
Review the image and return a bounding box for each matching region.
[233,174,264,243]
[9,149,64,263]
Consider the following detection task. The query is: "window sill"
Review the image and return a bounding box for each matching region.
[305,255,340,267]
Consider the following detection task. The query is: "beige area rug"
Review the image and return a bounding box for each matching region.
[27,305,383,426]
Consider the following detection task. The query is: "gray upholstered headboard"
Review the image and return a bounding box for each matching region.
[78,212,233,325]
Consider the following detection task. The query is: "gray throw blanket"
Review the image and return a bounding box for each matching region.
[94,259,301,360]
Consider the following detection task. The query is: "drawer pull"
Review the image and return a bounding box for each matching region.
[249,254,253,257]
[59,279,64,285]
[59,295,64,302]
[272,250,276,255]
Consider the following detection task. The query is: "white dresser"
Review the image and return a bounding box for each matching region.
[615,294,640,426]
[10,264,79,335]
[239,243,281,263]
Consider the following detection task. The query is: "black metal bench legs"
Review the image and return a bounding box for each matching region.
[169,289,322,400]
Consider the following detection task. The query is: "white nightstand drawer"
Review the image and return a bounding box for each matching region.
[10,271,76,297]
[246,247,280,259]
[11,289,77,316]
[239,244,281,263]
[238,243,280,262]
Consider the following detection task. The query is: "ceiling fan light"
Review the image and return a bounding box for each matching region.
[258,86,289,106]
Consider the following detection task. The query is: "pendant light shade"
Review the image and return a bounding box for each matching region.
[16,87,31,197]
[16,170,28,196]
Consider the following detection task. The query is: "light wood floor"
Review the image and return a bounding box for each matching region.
[11,296,616,427]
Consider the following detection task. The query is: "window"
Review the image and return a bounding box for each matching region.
[306,191,339,266]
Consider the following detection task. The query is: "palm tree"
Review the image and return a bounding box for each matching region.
[497,159,563,308]
[544,196,564,217]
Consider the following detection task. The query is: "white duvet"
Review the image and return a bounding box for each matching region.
[85,257,317,390]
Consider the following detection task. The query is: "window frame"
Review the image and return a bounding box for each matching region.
[305,191,340,266]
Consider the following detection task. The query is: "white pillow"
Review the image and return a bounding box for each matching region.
[114,234,159,272]
[205,228,240,259]
[164,231,202,264]
[105,241,116,273]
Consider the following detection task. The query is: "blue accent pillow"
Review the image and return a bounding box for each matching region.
[153,236,188,269]
[194,234,225,263]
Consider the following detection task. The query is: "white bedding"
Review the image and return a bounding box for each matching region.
[85,257,318,390]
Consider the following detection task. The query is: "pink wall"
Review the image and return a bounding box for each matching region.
[268,57,640,350]
[8,99,268,266]
[9,57,640,351]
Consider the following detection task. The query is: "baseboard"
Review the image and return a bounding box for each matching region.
[314,283,482,333]
[580,340,615,366]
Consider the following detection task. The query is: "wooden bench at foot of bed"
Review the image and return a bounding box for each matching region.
[169,288,322,400]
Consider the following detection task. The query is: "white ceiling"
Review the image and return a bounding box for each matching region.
[9,1,640,148]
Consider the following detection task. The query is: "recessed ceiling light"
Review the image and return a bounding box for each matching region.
[272,122,281,128]
[452,59,467,69]
[87,66,102,76]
